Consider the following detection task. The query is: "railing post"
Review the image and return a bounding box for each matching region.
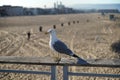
[63,66,68,80]
[51,66,57,80]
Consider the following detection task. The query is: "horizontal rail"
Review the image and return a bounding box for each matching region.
[0,61,120,67]
[68,72,120,78]
[63,66,120,80]
[0,56,120,67]
[0,69,51,75]
[0,66,57,80]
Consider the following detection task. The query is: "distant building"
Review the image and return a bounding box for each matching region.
[0,6,7,16]
[98,9,119,13]
[0,3,80,17]
[37,8,45,15]
[53,1,74,14]
[57,2,65,9]
[24,8,38,15]
[0,5,23,16]
[24,8,45,15]
[64,8,74,13]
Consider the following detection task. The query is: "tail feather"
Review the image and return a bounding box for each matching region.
[72,54,89,64]
[72,54,80,58]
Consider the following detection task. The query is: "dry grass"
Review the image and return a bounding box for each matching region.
[0,13,120,80]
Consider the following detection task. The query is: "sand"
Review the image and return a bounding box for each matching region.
[0,13,120,80]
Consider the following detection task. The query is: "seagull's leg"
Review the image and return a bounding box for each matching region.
[50,50,53,57]
[54,52,61,63]
[57,53,61,63]
[53,51,56,58]
[52,52,60,63]
[58,53,61,60]
[69,56,73,59]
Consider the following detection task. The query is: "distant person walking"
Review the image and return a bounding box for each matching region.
[27,31,31,40]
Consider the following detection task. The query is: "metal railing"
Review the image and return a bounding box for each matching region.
[0,64,120,80]
[63,66,120,80]
[0,57,120,80]
[0,66,57,80]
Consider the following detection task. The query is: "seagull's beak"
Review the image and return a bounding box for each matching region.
[45,32,49,34]
[45,29,52,34]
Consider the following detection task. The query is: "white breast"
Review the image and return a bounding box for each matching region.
[49,29,58,51]
[49,36,58,51]
[49,40,55,51]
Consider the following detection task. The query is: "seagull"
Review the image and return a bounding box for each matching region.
[47,29,80,59]
[46,29,89,64]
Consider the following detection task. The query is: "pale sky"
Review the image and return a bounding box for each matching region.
[0,0,120,8]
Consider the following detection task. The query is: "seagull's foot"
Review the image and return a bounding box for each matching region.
[53,57,61,63]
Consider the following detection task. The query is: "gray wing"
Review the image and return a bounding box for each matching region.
[53,40,73,55]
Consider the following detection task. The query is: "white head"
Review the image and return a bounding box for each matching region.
[47,29,56,34]
[47,29,57,40]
